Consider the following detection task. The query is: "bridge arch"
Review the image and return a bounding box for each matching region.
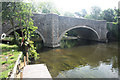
[2,14,108,47]
[58,26,100,42]
[6,27,45,43]
[6,27,21,36]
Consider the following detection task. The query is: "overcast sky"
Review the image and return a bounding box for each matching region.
[34,0,120,13]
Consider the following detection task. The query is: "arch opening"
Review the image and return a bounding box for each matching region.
[59,26,100,42]
[59,26,100,48]
[8,29,23,37]
[6,27,45,42]
[6,27,45,44]
[6,27,46,51]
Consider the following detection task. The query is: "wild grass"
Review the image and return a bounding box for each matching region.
[0,43,21,79]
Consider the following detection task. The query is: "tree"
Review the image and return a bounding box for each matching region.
[81,9,87,17]
[102,8,117,22]
[2,2,20,46]
[90,6,102,20]
[74,9,87,18]
[74,12,81,18]
[37,1,60,15]
[2,2,38,60]
[64,12,75,17]
[84,14,92,19]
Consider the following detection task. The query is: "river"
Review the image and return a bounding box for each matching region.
[33,39,118,78]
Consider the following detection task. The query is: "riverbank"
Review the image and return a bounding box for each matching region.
[0,43,22,79]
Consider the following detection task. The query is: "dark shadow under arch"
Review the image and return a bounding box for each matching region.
[106,31,117,42]
[6,27,45,43]
[58,26,100,42]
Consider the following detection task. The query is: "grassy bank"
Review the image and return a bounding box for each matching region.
[0,43,21,79]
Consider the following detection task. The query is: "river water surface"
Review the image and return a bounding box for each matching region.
[33,39,118,78]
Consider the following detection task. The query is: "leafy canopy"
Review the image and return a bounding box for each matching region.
[2,2,38,60]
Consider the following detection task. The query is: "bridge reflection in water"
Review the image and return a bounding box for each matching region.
[32,39,118,78]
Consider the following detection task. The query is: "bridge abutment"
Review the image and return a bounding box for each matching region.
[35,14,60,47]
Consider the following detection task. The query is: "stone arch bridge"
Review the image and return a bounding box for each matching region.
[2,13,108,47]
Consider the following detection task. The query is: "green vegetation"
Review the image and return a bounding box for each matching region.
[3,37,14,41]
[106,21,119,41]
[61,39,78,48]
[68,6,120,41]
[2,2,38,61]
[0,70,11,79]
[85,6,102,20]
[31,1,60,15]
[102,8,117,22]
[64,12,75,17]
[0,44,22,79]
